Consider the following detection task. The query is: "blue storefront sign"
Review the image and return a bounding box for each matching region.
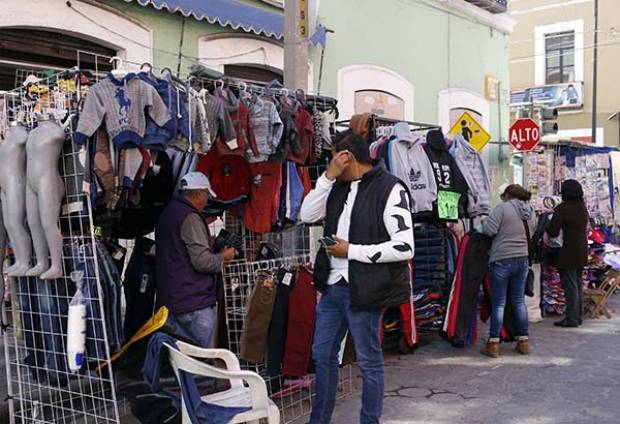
[510,82,584,110]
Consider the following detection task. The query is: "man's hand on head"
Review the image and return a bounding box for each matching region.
[325,235,349,258]
[325,151,350,181]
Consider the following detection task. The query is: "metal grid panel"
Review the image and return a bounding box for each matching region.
[222,225,352,423]
[2,71,120,424]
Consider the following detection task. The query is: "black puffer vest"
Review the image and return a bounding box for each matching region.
[314,164,411,310]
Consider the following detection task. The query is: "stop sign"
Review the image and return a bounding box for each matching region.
[509,118,541,151]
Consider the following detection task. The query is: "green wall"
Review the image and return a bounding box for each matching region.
[310,0,512,190]
[310,0,509,136]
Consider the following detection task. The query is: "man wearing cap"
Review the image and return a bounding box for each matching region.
[155,172,236,347]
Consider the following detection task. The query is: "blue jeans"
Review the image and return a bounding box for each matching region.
[174,305,217,348]
[489,257,529,339]
[310,282,384,424]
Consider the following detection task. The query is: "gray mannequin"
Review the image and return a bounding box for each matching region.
[0,123,33,276]
[25,118,65,280]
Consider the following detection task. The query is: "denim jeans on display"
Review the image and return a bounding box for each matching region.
[96,239,124,351]
[18,276,69,385]
[310,282,384,424]
[18,277,45,369]
[489,257,529,338]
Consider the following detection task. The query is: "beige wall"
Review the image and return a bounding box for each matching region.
[510,0,620,146]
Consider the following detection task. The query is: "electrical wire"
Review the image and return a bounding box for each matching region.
[66,1,275,64]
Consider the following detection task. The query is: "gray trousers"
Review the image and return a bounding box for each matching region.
[559,268,584,324]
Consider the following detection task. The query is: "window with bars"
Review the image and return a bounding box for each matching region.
[545,31,575,84]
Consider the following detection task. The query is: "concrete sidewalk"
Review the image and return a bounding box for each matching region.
[2,297,618,423]
[331,295,620,424]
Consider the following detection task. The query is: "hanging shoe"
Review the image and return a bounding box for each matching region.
[515,337,530,355]
[481,339,500,358]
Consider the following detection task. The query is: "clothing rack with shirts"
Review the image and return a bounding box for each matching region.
[336,116,441,142]
[220,224,353,424]
[1,70,123,424]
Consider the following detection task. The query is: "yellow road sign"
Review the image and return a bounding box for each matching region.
[448,112,491,151]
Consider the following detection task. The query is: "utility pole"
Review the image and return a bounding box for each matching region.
[592,0,599,144]
[284,0,309,90]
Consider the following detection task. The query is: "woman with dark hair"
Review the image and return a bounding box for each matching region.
[546,179,589,327]
[480,184,534,358]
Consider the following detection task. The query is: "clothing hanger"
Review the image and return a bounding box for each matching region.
[109,56,127,78]
[139,62,156,81]
[295,89,307,109]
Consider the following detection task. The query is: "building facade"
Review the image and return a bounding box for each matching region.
[1,0,514,191]
[510,0,620,146]
[311,0,514,194]
[0,0,291,89]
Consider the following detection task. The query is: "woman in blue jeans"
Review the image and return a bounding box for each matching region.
[481,184,534,357]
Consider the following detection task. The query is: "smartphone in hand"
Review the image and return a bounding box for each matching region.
[319,237,337,247]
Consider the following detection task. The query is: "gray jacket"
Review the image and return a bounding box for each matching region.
[450,135,490,217]
[180,213,223,273]
[389,123,437,214]
[481,199,535,264]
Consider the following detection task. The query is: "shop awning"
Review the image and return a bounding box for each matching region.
[125,0,284,40]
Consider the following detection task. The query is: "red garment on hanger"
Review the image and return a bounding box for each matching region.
[283,266,317,377]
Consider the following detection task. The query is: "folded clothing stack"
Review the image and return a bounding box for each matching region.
[541,265,566,316]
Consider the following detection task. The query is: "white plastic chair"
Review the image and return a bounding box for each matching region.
[164,340,280,424]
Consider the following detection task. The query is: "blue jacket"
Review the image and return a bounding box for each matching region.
[139,72,190,150]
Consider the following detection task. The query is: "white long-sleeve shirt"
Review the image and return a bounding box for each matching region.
[300,173,415,285]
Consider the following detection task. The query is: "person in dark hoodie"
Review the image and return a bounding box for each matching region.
[546,179,589,328]
[481,184,534,357]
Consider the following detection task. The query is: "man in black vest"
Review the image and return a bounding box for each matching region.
[300,131,414,424]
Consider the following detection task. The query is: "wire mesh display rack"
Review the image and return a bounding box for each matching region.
[2,71,121,424]
[221,223,353,423]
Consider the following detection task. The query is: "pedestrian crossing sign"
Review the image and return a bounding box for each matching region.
[448,112,491,152]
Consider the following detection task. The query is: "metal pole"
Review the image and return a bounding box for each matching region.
[592,0,599,144]
[317,47,325,95]
[176,16,186,78]
[497,80,504,161]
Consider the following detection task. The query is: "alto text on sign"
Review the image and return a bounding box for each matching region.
[509,118,541,151]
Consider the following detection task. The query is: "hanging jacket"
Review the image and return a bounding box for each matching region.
[248,98,284,163]
[389,122,437,217]
[213,89,259,158]
[449,134,490,217]
[270,100,300,162]
[287,107,315,165]
[423,129,469,219]
[349,113,374,142]
[75,73,173,149]
[138,72,189,150]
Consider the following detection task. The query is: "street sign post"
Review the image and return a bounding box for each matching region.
[509,118,541,151]
[448,112,491,152]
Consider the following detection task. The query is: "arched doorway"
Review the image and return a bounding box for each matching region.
[223,63,283,84]
[0,28,116,90]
